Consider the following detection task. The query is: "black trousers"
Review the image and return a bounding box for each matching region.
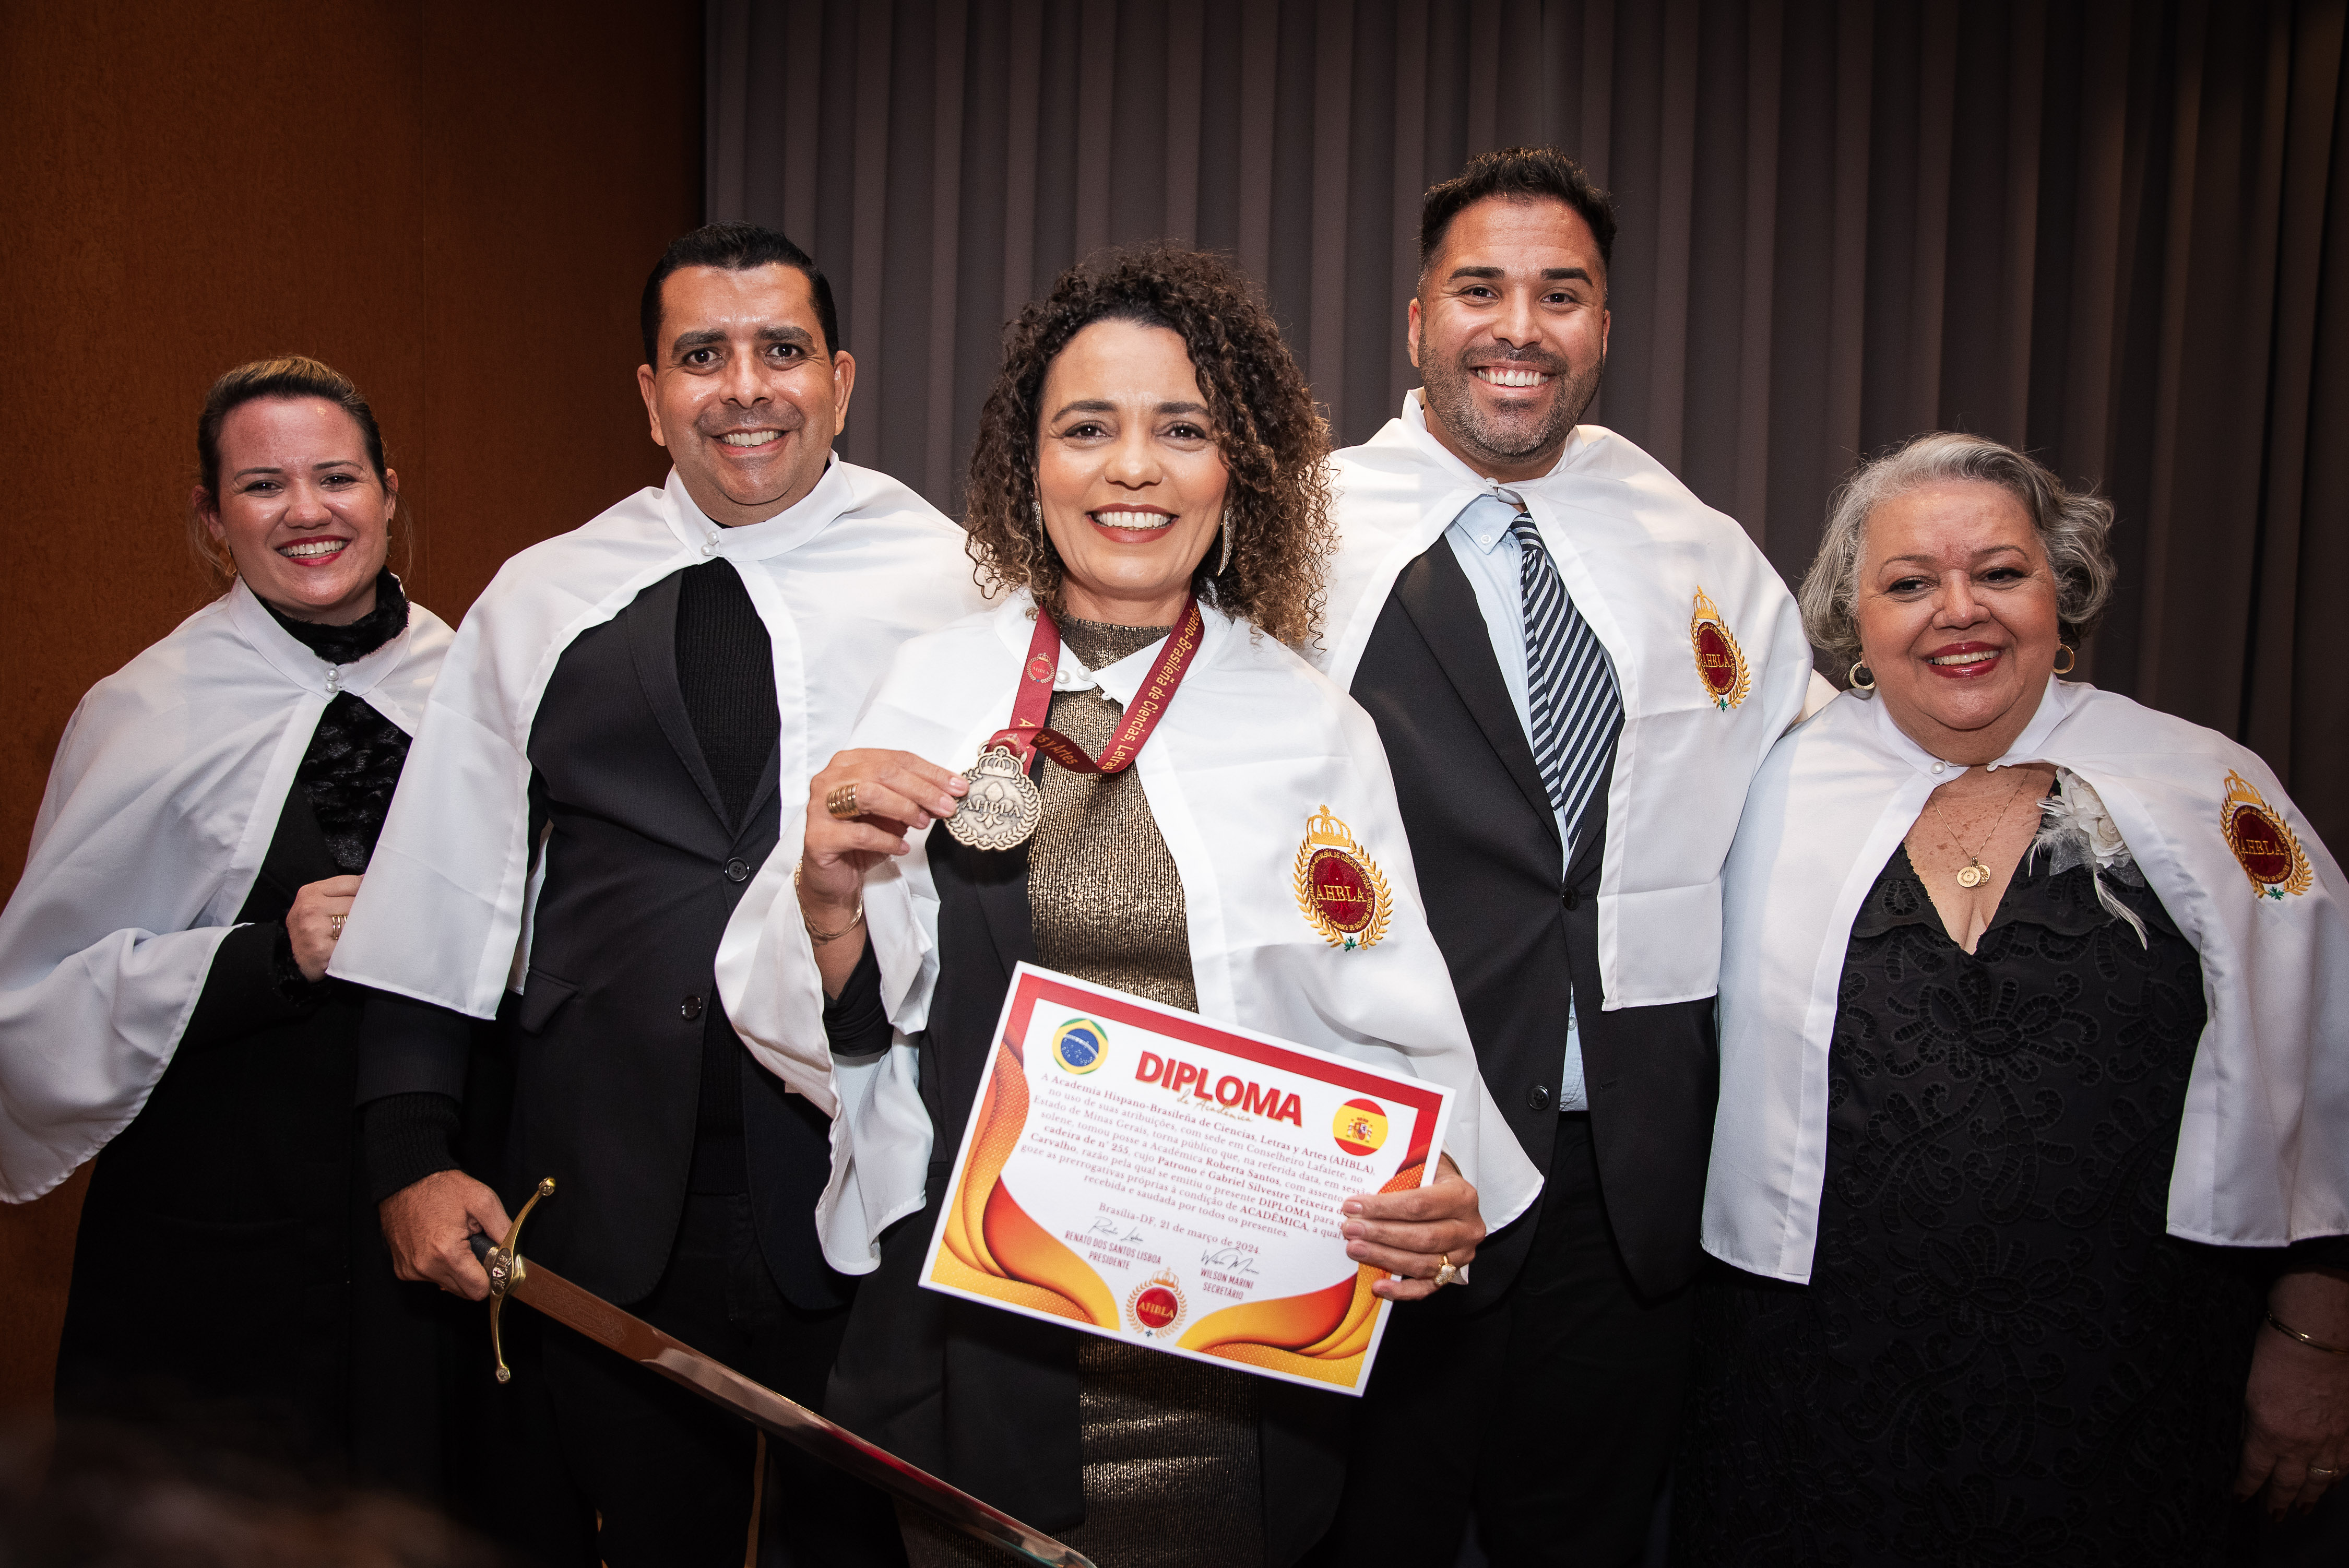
[1308,1115,1694,1568]
[526,1192,903,1568]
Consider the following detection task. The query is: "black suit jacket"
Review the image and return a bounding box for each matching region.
[1349,538,1718,1300]
[824,826,1347,1563]
[361,572,840,1310]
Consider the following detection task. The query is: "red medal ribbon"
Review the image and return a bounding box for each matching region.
[987,597,1205,775]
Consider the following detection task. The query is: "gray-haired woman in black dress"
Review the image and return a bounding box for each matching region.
[1678,434,2349,1565]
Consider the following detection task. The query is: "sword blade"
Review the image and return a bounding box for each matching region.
[501,1257,1094,1568]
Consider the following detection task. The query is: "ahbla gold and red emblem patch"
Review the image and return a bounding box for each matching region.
[1125,1269,1188,1338]
[1293,805,1393,952]
[1689,586,1751,710]
[2221,770,2311,900]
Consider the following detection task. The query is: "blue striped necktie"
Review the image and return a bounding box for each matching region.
[1504,498,1622,845]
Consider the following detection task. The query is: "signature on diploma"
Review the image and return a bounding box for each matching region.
[1199,1246,1260,1275]
[1088,1216,1147,1247]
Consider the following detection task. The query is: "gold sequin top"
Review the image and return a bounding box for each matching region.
[1027,614,1264,1568]
[1027,616,1200,1014]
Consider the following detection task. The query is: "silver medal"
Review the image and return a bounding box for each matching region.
[944,745,1042,850]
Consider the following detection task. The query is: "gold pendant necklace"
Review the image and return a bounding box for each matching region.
[1927,766,2037,891]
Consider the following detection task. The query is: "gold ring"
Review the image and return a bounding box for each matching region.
[328,913,345,940]
[1432,1255,1462,1288]
[826,783,859,819]
[2314,1465,2340,1478]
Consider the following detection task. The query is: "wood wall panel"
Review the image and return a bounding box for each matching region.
[0,0,702,1424]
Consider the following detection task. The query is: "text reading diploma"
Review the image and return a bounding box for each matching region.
[918,963,1453,1395]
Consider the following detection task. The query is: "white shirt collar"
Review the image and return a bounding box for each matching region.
[1449,491,1527,555]
[1866,674,2082,779]
[1021,600,1223,708]
[1079,629,1179,708]
[226,576,410,699]
[662,452,850,562]
[1395,389,1601,496]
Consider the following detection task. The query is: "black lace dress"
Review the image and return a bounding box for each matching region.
[1674,844,2269,1566]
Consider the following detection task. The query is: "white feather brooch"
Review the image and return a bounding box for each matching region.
[2030,768,2148,946]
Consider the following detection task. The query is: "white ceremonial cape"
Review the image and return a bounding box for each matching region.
[1706,679,2349,1283]
[331,460,983,1022]
[720,592,1546,1275]
[1317,393,1818,1009]
[0,581,453,1202]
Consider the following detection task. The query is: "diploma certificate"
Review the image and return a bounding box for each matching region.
[918,963,1454,1395]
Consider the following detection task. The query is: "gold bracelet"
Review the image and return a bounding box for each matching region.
[2267,1310,2349,1356]
[792,860,865,946]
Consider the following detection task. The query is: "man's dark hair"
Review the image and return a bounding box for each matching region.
[639,222,840,365]
[1418,148,1617,288]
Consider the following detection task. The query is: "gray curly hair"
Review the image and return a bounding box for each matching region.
[1798,432,2119,675]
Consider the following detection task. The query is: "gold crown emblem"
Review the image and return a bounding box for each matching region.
[1305,805,1361,851]
[1692,585,1725,624]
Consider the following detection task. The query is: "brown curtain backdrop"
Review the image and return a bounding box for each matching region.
[709,0,2349,849]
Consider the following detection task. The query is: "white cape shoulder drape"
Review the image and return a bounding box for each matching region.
[1706,680,2349,1283]
[0,580,453,1201]
[1316,393,1817,1009]
[331,460,982,1019]
[720,593,1545,1275]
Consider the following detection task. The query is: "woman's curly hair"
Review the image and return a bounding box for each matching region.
[964,246,1335,646]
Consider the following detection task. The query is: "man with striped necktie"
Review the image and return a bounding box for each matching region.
[1307,149,1825,1566]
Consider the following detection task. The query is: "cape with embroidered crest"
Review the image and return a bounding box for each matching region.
[1704,679,2349,1284]
[717,590,1544,1275]
[1314,392,1821,1010]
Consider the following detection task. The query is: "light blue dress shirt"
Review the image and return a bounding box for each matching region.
[1444,492,1591,1112]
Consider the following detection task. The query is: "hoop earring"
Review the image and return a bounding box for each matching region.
[1848,661,1876,691]
[2052,644,2075,675]
[1215,508,1233,576]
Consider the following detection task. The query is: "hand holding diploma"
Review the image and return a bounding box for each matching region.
[1343,1153,1482,1301]
[920,963,1469,1393]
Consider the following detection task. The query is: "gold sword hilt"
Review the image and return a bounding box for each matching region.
[469,1177,555,1384]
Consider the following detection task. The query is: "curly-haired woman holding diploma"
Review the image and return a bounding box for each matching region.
[719,248,1538,1565]
[1678,434,2349,1564]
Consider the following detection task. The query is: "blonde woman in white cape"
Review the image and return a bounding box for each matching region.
[0,359,453,1475]
[732,248,1537,1566]
[1678,434,2348,1563]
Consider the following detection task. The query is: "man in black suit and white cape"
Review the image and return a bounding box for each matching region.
[1306,150,1825,1566]
[330,224,982,1565]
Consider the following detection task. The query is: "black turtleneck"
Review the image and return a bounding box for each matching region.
[260,568,411,666]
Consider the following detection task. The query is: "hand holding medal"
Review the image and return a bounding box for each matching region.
[945,595,1206,851]
[798,749,970,983]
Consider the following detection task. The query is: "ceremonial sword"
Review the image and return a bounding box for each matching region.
[470,1179,1095,1568]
